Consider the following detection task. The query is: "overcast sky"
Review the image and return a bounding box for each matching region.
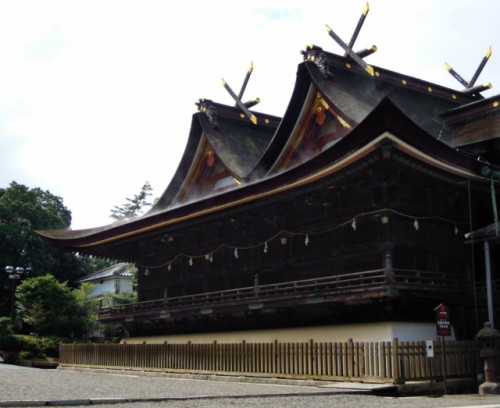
[1,0,499,230]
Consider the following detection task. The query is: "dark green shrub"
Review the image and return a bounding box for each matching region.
[14,335,41,356]
[20,350,35,359]
[39,336,62,357]
[0,317,20,351]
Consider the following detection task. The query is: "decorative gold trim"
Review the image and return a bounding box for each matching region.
[365,65,375,77]
[494,101,499,108]
[320,98,329,110]
[336,115,351,129]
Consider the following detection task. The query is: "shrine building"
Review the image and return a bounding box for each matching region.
[38,17,500,344]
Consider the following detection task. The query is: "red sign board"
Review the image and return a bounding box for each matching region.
[434,303,451,337]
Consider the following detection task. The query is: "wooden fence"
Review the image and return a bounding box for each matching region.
[59,338,478,384]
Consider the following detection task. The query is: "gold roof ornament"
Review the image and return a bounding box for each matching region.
[445,46,493,94]
[221,61,259,125]
[325,2,376,76]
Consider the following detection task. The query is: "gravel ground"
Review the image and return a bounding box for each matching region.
[98,395,500,408]
[2,364,500,408]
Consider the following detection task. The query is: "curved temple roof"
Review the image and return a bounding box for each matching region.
[37,43,500,255]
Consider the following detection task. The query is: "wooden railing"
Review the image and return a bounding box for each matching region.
[100,269,465,319]
[59,338,478,384]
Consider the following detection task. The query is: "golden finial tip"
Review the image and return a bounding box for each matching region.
[363,2,369,15]
[486,46,493,58]
[325,24,331,33]
[445,63,451,71]
[250,115,258,125]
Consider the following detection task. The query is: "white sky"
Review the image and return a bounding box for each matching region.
[1,0,499,230]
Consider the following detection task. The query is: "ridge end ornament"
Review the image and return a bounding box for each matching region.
[315,52,334,79]
[196,99,219,128]
[301,45,334,79]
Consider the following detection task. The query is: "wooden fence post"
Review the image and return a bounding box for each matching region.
[392,337,401,384]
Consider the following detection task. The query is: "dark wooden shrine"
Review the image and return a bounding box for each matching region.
[38,16,500,340]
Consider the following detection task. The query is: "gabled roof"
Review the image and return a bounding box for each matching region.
[148,100,279,213]
[254,45,482,177]
[77,262,135,283]
[37,48,497,256]
[37,98,488,254]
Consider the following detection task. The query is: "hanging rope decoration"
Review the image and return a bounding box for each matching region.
[139,208,470,270]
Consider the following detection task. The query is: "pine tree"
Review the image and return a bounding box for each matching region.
[110,181,153,220]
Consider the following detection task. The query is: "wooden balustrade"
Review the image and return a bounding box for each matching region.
[99,269,466,320]
[59,338,478,384]
[99,270,387,318]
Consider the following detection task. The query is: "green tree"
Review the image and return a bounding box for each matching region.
[16,275,87,338]
[72,282,100,339]
[0,181,90,316]
[100,290,137,342]
[110,181,153,220]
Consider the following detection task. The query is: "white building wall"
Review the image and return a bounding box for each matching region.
[90,278,134,297]
[119,279,134,294]
[123,321,455,344]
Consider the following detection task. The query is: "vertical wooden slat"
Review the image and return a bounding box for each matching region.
[59,338,478,384]
[393,337,400,384]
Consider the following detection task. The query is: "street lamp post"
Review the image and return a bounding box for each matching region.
[5,266,24,321]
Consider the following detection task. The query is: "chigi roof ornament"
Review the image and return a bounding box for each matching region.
[446,47,493,95]
[325,2,377,76]
[196,99,219,128]
[221,61,260,125]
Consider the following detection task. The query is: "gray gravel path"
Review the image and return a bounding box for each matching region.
[2,364,500,407]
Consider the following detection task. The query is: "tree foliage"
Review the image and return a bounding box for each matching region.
[72,282,100,338]
[110,181,153,220]
[16,275,88,338]
[0,182,90,316]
